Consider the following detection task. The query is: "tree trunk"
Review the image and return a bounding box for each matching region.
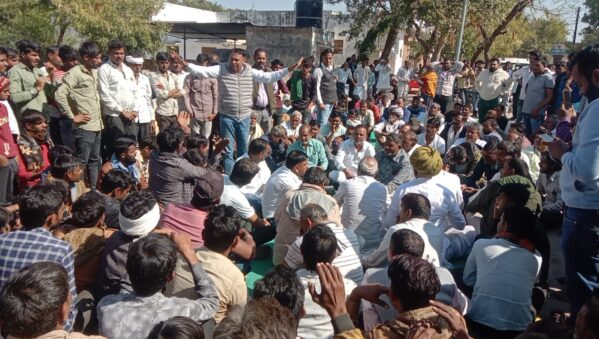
[431,31,449,61]
[470,0,531,62]
[380,21,400,61]
[56,24,68,45]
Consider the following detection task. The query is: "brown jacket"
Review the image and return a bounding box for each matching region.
[335,307,453,339]
[184,74,218,120]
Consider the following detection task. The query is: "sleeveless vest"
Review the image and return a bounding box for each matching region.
[320,66,337,104]
[218,62,254,120]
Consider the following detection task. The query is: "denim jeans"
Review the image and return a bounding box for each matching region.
[49,117,75,150]
[516,99,524,122]
[561,207,599,324]
[0,157,18,205]
[317,104,333,126]
[220,114,250,175]
[73,128,102,188]
[522,112,544,137]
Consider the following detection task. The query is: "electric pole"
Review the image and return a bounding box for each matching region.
[455,0,469,61]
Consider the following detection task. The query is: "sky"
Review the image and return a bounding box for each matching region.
[211,0,588,39]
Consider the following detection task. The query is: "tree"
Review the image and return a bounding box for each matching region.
[0,0,171,53]
[581,0,599,45]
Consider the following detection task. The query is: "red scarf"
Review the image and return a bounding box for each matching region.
[495,232,535,253]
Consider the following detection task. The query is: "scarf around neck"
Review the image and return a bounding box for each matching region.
[16,133,51,172]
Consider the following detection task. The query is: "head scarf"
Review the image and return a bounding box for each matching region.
[410,146,443,177]
[119,204,160,238]
[125,55,144,65]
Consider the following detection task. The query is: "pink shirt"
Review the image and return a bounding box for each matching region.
[160,203,208,248]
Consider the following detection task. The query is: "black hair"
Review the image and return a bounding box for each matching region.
[20,109,45,126]
[71,192,106,228]
[48,145,73,164]
[58,45,78,62]
[230,48,246,57]
[185,134,209,149]
[202,205,241,252]
[400,193,431,220]
[49,153,80,179]
[309,120,321,128]
[120,190,156,220]
[482,137,499,151]
[489,57,500,64]
[320,48,334,60]
[445,145,467,165]
[253,265,305,320]
[503,206,535,242]
[107,39,126,52]
[390,229,425,257]
[147,316,205,339]
[0,206,11,229]
[183,149,207,167]
[271,59,284,67]
[509,121,526,136]
[101,169,135,194]
[6,47,17,58]
[329,110,342,120]
[156,51,170,62]
[0,262,68,338]
[0,47,6,56]
[541,151,562,171]
[79,41,100,58]
[569,44,599,88]
[113,137,135,156]
[19,183,67,230]
[139,136,157,150]
[127,233,177,296]
[505,157,532,182]
[302,167,329,186]
[388,254,440,311]
[196,53,210,64]
[230,158,259,187]
[285,150,308,169]
[426,118,442,129]
[157,127,184,153]
[248,138,270,156]
[16,40,40,55]
[499,183,530,206]
[301,224,337,271]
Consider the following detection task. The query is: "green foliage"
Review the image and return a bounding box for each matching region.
[0,0,171,54]
[581,0,599,44]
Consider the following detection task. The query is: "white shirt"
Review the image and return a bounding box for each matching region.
[375,63,392,90]
[1,100,19,135]
[261,166,302,219]
[334,139,376,173]
[220,176,255,219]
[406,144,421,156]
[474,68,512,101]
[354,65,371,87]
[283,121,302,139]
[445,125,465,149]
[374,120,403,134]
[297,268,357,339]
[285,222,364,285]
[98,60,137,117]
[418,133,446,155]
[334,68,352,83]
[363,218,442,268]
[335,176,387,254]
[384,175,466,232]
[512,66,533,101]
[396,67,413,85]
[236,154,270,198]
[134,73,154,124]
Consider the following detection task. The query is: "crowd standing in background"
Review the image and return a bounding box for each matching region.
[0,39,598,339]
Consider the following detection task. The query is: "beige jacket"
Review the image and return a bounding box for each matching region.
[8,329,106,339]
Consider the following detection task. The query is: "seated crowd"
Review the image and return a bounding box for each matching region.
[0,40,598,339]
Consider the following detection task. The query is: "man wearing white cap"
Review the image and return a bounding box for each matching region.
[126,54,155,141]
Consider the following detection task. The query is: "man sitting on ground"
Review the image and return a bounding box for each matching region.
[166,205,248,323]
[374,133,414,195]
[98,233,218,338]
[99,137,142,188]
[253,265,305,322]
[0,262,105,339]
[284,204,363,285]
[330,124,376,183]
[96,169,135,229]
[288,124,329,169]
[236,138,272,210]
[296,225,357,339]
[262,150,308,219]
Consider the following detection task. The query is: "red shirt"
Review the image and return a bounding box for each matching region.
[17,140,50,189]
[0,103,17,158]
[369,104,381,123]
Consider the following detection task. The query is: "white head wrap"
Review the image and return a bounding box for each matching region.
[126,55,144,65]
[119,204,160,238]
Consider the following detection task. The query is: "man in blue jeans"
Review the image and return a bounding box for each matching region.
[548,43,599,325]
[172,49,302,174]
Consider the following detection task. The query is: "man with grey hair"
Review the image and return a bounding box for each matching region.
[283,203,363,285]
[335,156,388,255]
[375,133,414,195]
[451,121,487,149]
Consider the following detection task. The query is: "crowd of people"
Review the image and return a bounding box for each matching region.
[0,38,598,339]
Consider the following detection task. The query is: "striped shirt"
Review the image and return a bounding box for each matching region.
[0,227,77,330]
[284,222,364,285]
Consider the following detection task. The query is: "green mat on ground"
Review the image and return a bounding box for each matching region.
[246,241,275,296]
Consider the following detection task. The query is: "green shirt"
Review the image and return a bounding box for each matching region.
[8,62,47,114]
[287,138,328,169]
[55,65,103,132]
